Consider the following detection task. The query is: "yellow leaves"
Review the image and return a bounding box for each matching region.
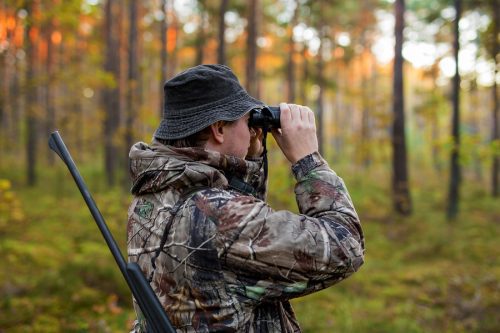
[3,191,13,202]
[0,179,11,191]
[0,179,24,231]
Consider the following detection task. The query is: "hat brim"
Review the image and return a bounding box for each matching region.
[154,91,264,140]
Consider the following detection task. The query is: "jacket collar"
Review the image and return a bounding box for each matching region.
[129,141,262,195]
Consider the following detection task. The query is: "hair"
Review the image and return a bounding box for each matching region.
[156,120,234,148]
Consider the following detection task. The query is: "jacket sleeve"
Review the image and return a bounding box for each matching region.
[195,152,364,302]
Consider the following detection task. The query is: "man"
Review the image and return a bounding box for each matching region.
[127,64,364,332]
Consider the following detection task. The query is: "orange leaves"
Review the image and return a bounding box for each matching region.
[257,53,284,72]
[7,16,17,31]
[92,294,123,315]
[13,24,23,47]
[167,26,176,53]
[51,30,62,45]
[0,13,20,46]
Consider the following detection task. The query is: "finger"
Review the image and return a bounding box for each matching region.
[288,104,300,122]
[280,102,291,127]
[307,107,315,126]
[271,128,282,137]
[254,127,264,140]
[299,105,308,121]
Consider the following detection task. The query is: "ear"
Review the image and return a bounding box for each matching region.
[208,121,225,144]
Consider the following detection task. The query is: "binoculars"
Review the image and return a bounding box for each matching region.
[249,106,280,129]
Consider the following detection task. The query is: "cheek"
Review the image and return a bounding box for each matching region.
[239,123,251,141]
[240,125,251,153]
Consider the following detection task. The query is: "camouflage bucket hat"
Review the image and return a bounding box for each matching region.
[154,64,264,140]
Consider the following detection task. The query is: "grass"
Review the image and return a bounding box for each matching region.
[0,158,499,332]
[292,169,500,333]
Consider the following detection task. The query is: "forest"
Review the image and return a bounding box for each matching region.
[0,0,498,332]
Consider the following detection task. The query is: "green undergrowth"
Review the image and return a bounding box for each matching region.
[292,169,499,333]
[0,160,499,332]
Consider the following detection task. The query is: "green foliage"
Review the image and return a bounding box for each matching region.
[0,169,132,332]
[1,0,497,329]
[1,156,499,332]
[291,175,499,333]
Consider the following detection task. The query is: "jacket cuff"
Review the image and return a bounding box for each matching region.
[291,152,325,180]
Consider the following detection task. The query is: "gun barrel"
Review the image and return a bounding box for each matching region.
[49,131,176,333]
[49,131,127,274]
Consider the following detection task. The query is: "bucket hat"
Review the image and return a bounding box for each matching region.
[154,64,264,140]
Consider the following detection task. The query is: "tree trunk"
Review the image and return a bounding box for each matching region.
[447,0,462,219]
[45,18,56,165]
[316,2,325,156]
[370,52,378,164]
[11,45,21,151]
[125,0,139,175]
[25,0,39,186]
[103,0,121,186]
[0,52,17,155]
[0,68,5,153]
[360,33,371,168]
[246,0,259,97]
[160,0,168,117]
[300,44,308,106]
[73,24,86,154]
[492,0,499,197]
[333,67,343,163]
[217,0,228,65]
[195,0,206,65]
[167,11,179,78]
[0,3,5,140]
[469,77,482,181]
[0,54,4,139]
[392,0,411,215]
[447,0,462,220]
[286,1,299,102]
[6,12,21,152]
[429,65,442,174]
[431,105,442,173]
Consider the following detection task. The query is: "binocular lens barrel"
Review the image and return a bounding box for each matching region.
[249,106,280,129]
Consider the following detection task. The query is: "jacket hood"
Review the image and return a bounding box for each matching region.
[129,141,263,195]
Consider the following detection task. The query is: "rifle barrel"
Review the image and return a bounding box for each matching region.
[49,131,176,333]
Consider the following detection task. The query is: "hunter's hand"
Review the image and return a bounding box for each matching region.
[272,103,318,164]
[246,127,264,159]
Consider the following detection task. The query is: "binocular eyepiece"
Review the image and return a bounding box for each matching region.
[248,106,280,130]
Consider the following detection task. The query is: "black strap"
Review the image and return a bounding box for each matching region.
[148,186,209,283]
[228,176,256,196]
[262,128,269,181]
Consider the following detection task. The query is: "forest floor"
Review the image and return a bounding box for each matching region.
[1,161,499,332]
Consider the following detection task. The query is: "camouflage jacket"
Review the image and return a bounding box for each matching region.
[127,141,364,333]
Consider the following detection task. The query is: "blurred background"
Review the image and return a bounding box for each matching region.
[0,0,498,332]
